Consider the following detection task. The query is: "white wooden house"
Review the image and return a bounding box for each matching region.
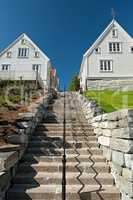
[79,19,133,90]
[0,33,54,90]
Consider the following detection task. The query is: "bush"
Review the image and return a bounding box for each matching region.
[69,76,80,91]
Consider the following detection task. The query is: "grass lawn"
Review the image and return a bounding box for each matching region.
[84,90,133,113]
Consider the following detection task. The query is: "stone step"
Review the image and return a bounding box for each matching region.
[27,147,102,155]
[22,154,106,163]
[32,134,97,141]
[28,140,98,148]
[41,123,91,127]
[33,131,95,136]
[18,162,110,173]
[13,172,114,185]
[7,185,120,200]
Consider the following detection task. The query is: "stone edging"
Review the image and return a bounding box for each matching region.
[0,94,52,200]
[77,92,133,200]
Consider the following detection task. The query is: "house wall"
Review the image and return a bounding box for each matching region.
[88,23,133,78]
[0,35,50,88]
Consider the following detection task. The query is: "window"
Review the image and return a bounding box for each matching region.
[18,48,29,58]
[131,47,133,53]
[21,39,26,44]
[32,64,41,71]
[2,64,10,71]
[112,29,118,38]
[100,60,113,72]
[109,42,122,53]
[95,47,101,54]
[7,51,12,58]
[35,51,39,58]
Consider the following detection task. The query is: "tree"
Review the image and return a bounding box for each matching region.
[69,75,80,91]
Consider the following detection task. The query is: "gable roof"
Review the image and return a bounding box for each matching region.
[84,19,133,58]
[0,33,50,61]
[79,19,133,75]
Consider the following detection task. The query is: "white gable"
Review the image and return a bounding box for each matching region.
[0,33,50,61]
[83,19,133,58]
[79,19,133,90]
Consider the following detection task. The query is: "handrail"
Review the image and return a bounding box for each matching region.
[62,88,66,200]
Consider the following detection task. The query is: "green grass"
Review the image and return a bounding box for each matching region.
[84,90,133,113]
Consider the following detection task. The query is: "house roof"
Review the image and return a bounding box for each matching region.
[0,33,50,61]
[79,19,133,76]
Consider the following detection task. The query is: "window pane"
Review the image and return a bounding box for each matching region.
[108,61,111,71]
[117,43,120,52]
[109,43,112,52]
[104,61,107,70]
[100,61,103,70]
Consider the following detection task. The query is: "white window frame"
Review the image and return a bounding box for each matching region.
[21,39,26,45]
[95,47,101,54]
[112,29,118,38]
[2,64,10,71]
[7,51,12,58]
[35,51,39,58]
[131,47,133,53]
[109,42,122,53]
[18,48,29,58]
[32,64,41,72]
[100,60,113,72]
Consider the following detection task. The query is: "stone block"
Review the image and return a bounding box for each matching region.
[118,118,129,128]
[94,128,102,136]
[101,146,112,161]
[91,115,102,123]
[110,162,122,175]
[98,136,111,147]
[0,151,18,171]
[110,138,133,153]
[122,193,133,200]
[112,127,133,139]
[92,122,100,128]
[125,154,133,169]
[100,121,118,129]
[122,168,133,182]
[6,133,28,145]
[18,112,34,121]
[102,129,112,137]
[0,171,11,191]
[112,150,125,166]
[115,174,133,198]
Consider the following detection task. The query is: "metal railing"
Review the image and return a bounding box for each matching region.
[62,88,66,200]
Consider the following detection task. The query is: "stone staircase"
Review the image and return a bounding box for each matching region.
[7,92,120,200]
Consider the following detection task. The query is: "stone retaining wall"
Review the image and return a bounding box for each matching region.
[78,93,133,200]
[87,79,133,90]
[0,94,52,200]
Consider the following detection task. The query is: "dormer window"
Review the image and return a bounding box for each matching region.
[112,29,118,38]
[21,39,26,45]
[95,47,101,54]
[35,51,39,58]
[7,51,12,58]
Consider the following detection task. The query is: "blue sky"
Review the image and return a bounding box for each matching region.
[0,0,132,88]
